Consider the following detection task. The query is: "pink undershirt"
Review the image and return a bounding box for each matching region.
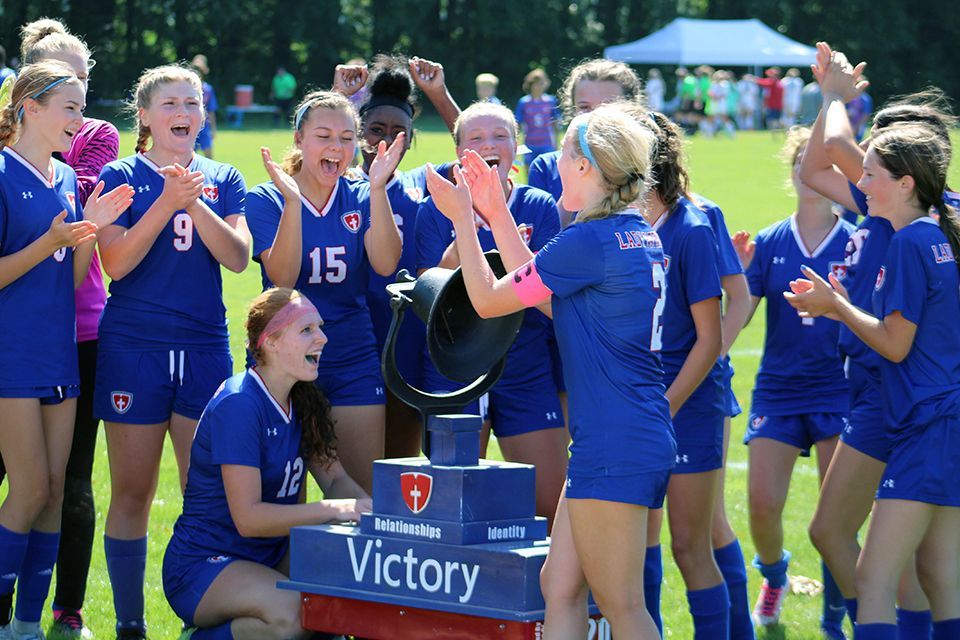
[62,118,120,342]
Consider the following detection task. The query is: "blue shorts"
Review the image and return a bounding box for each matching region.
[194,124,214,152]
[487,369,564,438]
[0,385,80,405]
[673,440,724,474]
[315,352,385,407]
[839,361,890,462]
[672,398,725,474]
[722,359,741,418]
[368,292,425,389]
[163,546,238,625]
[744,412,844,457]
[878,416,960,507]
[94,349,232,423]
[565,468,670,507]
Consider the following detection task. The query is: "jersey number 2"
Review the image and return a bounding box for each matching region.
[277,457,304,498]
[651,262,666,351]
[308,246,347,284]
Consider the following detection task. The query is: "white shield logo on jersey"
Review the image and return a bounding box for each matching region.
[400,472,433,514]
[829,261,847,280]
[65,192,76,214]
[517,223,534,246]
[341,210,361,233]
[875,266,886,291]
[202,185,219,202]
[111,391,133,414]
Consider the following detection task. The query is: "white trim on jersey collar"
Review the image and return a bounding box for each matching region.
[357,167,400,190]
[790,212,845,259]
[911,216,938,226]
[301,179,340,218]
[249,368,292,424]
[505,179,518,209]
[3,147,54,188]
[136,151,198,174]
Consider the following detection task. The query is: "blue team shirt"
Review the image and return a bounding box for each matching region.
[839,182,895,369]
[97,153,245,352]
[0,148,81,387]
[536,211,675,475]
[527,151,562,200]
[416,183,561,380]
[169,369,303,565]
[747,214,854,415]
[515,95,560,149]
[873,217,960,435]
[653,197,724,416]
[246,178,376,368]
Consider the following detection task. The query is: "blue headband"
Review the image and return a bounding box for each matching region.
[17,76,71,122]
[294,102,312,130]
[577,120,597,168]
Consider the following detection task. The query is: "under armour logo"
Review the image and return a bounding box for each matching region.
[267,427,278,436]
[882,479,895,489]
[138,185,151,193]
[676,454,689,464]
[772,256,786,265]
[375,386,385,396]
[545,411,559,421]
[22,191,32,199]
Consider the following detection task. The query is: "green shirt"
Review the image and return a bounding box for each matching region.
[272,72,297,100]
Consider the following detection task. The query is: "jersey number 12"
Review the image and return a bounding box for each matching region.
[277,456,304,498]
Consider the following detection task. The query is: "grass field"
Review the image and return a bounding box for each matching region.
[5,122,960,639]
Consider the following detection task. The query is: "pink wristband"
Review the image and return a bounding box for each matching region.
[511,259,553,307]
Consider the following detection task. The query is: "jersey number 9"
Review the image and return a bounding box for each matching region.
[173,212,193,252]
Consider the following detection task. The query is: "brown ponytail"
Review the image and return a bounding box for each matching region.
[135,123,151,154]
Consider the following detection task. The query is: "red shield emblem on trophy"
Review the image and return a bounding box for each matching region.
[342,211,362,233]
[112,391,133,414]
[400,472,433,514]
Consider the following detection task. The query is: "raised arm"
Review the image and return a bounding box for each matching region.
[363,135,405,276]
[409,57,461,135]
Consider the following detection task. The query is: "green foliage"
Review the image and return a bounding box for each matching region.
[1,1,955,118]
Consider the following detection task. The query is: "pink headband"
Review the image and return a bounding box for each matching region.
[256,296,320,349]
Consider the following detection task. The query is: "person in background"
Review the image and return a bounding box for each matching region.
[781,68,804,128]
[191,54,217,159]
[847,84,873,141]
[476,73,502,105]
[753,67,784,130]
[646,68,665,113]
[515,68,560,166]
[798,79,822,126]
[737,72,759,131]
[270,65,297,127]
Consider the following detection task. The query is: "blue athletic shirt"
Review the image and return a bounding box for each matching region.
[527,151,561,200]
[246,178,376,369]
[839,182,894,369]
[653,197,724,418]
[0,148,81,387]
[873,217,960,435]
[97,153,245,352]
[746,213,854,415]
[169,369,303,566]
[535,210,675,476]
[416,183,561,379]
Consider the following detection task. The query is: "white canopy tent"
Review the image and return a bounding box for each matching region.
[604,18,816,68]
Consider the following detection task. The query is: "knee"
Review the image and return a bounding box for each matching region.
[592,587,646,624]
[808,517,834,553]
[265,603,305,640]
[916,555,957,596]
[540,564,588,609]
[749,490,783,524]
[110,480,156,515]
[670,527,711,571]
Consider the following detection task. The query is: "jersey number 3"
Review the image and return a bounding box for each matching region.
[277,456,304,498]
[651,262,666,351]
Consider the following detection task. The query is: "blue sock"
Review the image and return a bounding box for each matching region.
[643,545,663,637]
[714,540,754,640]
[933,618,960,640]
[821,562,846,629]
[14,530,60,624]
[898,608,933,639]
[0,525,30,623]
[687,583,730,640]
[191,622,234,639]
[752,549,791,589]
[845,598,858,625]
[104,535,147,632]
[853,623,897,639]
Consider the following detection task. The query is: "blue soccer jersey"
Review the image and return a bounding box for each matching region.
[746,214,854,416]
[839,182,895,368]
[690,194,743,278]
[97,153,245,352]
[535,211,675,476]
[416,183,561,386]
[527,151,562,201]
[873,217,960,435]
[168,369,303,566]
[653,197,725,417]
[0,148,81,388]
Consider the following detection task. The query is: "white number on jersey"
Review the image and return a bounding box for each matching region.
[277,456,304,498]
[650,261,666,351]
[53,247,67,262]
[308,246,348,284]
[173,212,193,251]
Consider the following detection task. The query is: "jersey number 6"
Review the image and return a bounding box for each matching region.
[651,262,666,351]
